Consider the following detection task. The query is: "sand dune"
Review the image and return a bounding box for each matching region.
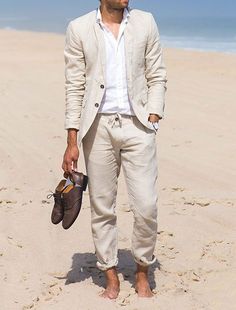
[0,29,236,310]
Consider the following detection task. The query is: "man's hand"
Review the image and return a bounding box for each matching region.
[148,114,161,123]
[62,145,79,174]
[62,129,79,174]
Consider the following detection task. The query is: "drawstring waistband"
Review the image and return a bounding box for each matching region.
[108,113,122,128]
[98,113,135,129]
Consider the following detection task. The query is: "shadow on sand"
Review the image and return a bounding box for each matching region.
[64,249,161,290]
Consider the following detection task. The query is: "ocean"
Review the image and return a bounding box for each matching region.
[158,16,236,54]
[0,14,236,54]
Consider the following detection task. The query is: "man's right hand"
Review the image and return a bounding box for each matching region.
[62,129,79,174]
[62,145,79,174]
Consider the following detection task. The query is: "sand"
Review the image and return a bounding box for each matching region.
[0,29,236,310]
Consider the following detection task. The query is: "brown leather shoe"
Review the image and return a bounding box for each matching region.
[62,172,88,230]
[63,171,88,191]
[49,180,67,225]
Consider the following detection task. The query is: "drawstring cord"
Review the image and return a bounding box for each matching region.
[109,113,122,128]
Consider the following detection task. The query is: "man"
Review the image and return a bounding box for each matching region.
[62,0,167,299]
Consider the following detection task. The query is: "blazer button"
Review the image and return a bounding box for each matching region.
[100,84,104,89]
[95,103,99,108]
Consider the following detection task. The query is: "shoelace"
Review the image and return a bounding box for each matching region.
[47,191,54,199]
[47,184,83,200]
[47,192,61,199]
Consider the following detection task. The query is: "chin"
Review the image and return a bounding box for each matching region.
[108,0,129,10]
[120,0,129,7]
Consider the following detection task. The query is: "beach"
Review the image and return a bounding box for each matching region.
[0,29,236,310]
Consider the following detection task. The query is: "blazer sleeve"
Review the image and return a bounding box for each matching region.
[145,14,167,119]
[64,21,86,130]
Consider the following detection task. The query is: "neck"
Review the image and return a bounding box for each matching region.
[100,4,124,24]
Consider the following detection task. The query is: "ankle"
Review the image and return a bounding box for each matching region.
[136,264,149,275]
[104,267,119,282]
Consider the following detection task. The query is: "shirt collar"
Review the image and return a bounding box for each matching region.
[96,7,130,25]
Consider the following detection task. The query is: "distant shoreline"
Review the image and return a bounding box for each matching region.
[1,27,236,55]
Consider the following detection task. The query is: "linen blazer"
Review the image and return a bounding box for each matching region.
[64,8,167,144]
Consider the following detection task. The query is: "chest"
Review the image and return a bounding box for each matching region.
[81,19,149,69]
[103,23,120,40]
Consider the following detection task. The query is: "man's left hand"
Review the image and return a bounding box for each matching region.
[148,114,160,123]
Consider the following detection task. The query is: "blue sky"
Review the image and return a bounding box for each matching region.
[0,0,236,19]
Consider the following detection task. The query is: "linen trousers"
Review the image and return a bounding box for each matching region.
[82,113,158,271]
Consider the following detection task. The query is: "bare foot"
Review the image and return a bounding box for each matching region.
[100,267,120,299]
[135,264,153,298]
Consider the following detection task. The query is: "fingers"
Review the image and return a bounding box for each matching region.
[72,159,78,172]
[62,161,67,173]
[62,158,78,175]
[63,171,69,179]
[62,146,79,174]
[62,157,72,174]
[149,116,159,123]
[67,161,72,174]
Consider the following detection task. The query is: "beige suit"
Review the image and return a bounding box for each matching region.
[64,9,167,144]
[64,8,167,271]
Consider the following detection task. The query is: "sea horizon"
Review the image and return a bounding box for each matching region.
[0,14,236,54]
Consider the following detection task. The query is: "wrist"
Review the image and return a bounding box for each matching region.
[67,142,78,148]
[67,128,78,147]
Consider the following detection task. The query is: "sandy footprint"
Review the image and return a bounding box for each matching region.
[157,230,179,260]
[7,235,23,248]
[0,199,17,205]
[184,200,211,207]
[200,240,233,264]
[117,291,134,306]
[22,273,65,310]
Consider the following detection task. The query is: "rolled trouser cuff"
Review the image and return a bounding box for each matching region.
[133,254,157,267]
[96,258,119,271]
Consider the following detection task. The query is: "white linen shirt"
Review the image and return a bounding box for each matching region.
[96,8,135,115]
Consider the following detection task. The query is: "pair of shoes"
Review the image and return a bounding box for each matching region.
[62,171,88,229]
[48,171,88,229]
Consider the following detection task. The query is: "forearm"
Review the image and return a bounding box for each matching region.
[67,129,78,147]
